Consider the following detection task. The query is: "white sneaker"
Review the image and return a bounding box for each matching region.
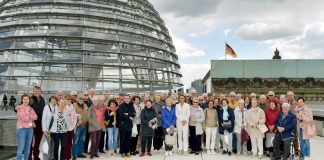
[207,150,211,155]
[258,155,263,159]
[169,151,173,156]
[211,150,216,155]
[165,151,169,156]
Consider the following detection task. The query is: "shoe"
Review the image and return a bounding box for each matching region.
[183,151,187,156]
[207,149,211,155]
[126,153,131,157]
[134,151,139,154]
[211,150,216,155]
[94,154,100,157]
[228,151,232,156]
[178,150,184,155]
[77,154,86,158]
[131,152,136,156]
[147,152,152,156]
[99,151,105,153]
[258,155,263,159]
[121,154,126,158]
[195,151,199,155]
[89,156,93,159]
[190,151,195,154]
[222,150,228,155]
[165,151,169,156]
[169,151,173,156]
[72,156,77,160]
[140,152,145,157]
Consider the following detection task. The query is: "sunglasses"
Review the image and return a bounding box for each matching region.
[84,94,89,96]
[193,101,198,103]
[73,95,77,97]
[268,95,274,97]
[230,95,235,97]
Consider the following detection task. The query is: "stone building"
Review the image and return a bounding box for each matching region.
[203,59,324,103]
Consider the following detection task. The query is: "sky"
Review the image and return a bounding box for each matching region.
[148,0,324,89]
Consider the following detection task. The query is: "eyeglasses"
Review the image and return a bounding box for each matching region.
[84,94,89,96]
[230,95,235,97]
[73,95,77,97]
[66,99,71,101]
[268,95,274,97]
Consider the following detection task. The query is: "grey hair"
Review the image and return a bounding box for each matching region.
[282,102,291,109]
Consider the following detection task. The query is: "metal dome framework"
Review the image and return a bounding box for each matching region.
[0,0,183,94]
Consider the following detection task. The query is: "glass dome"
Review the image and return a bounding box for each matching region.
[0,0,183,95]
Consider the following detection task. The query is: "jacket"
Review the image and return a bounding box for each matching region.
[234,107,248,134]
[153,101,163,127]
[104,109,119,128]
[16,104,38,129]
[275,112,297,140]
[133,103,142,125]
[162,106,176,129]
[73,102,88,125]
[118,102,136,131]
[87,106,103,132]
[265,107,281,133]
[189,106,205,135]
[64,104,77,131]
[218,107,235,134]
[247,107,266,139]
[42,105,69,133]
[175,103,190,125]
[295,105,314,139]
[141,107,157,136]
[30,95,45,126]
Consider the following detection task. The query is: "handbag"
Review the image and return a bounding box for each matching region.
[131,124,138,137]
[306,122,316,137]
[241,128,250,142]
[223,120,232,129]
[103,109,110,126]
[165,128,177,147]
[265,132,275,147]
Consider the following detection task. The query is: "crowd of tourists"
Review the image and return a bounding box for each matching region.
[15,86,316,160]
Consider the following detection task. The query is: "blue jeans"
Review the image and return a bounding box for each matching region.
[72,125,87,157]
[108,127,119,151]
[16,127,34,160]
[299,128,310,158]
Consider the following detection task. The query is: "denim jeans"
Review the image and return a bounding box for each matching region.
[72,125,87,157]
[299,128,310,158]
[17,127,34,160]
[108,127,119,151]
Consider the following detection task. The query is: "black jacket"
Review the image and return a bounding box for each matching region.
[105,109,120,128]
[118,102,136,131]
[141,107,157,136]
[31,95,45,126]
[218,107,235,134]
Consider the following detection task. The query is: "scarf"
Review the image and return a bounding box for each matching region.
[223,106,229,121]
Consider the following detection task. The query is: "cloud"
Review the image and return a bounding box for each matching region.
[180,64,210,89]
[224,29,231,37]
[149,0,221,18]
[173,36,206,58]
[235,23,304,41]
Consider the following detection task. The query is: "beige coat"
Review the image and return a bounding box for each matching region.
[247,107,266,139]
[295,105,314,139]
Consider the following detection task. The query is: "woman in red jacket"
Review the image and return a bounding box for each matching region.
[265,101,280,157]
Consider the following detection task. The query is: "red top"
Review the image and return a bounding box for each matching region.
[95,107,103,128]
[265,107,281,133]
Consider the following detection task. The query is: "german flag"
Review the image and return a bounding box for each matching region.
[225,43,237,58]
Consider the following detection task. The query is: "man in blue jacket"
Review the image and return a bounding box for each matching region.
[272,103,297,160]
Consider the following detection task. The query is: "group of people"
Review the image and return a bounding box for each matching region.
[1,94,17,111]
[15,86,316,160]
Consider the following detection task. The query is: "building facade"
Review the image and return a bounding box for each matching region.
[0,0,182,95]
[205,59,324,103]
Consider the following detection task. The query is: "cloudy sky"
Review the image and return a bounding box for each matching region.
[148,0,324,89]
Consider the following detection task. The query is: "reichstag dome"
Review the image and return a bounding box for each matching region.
[0,0,183,95]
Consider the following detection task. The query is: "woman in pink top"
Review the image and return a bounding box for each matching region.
[16,94,38,160]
